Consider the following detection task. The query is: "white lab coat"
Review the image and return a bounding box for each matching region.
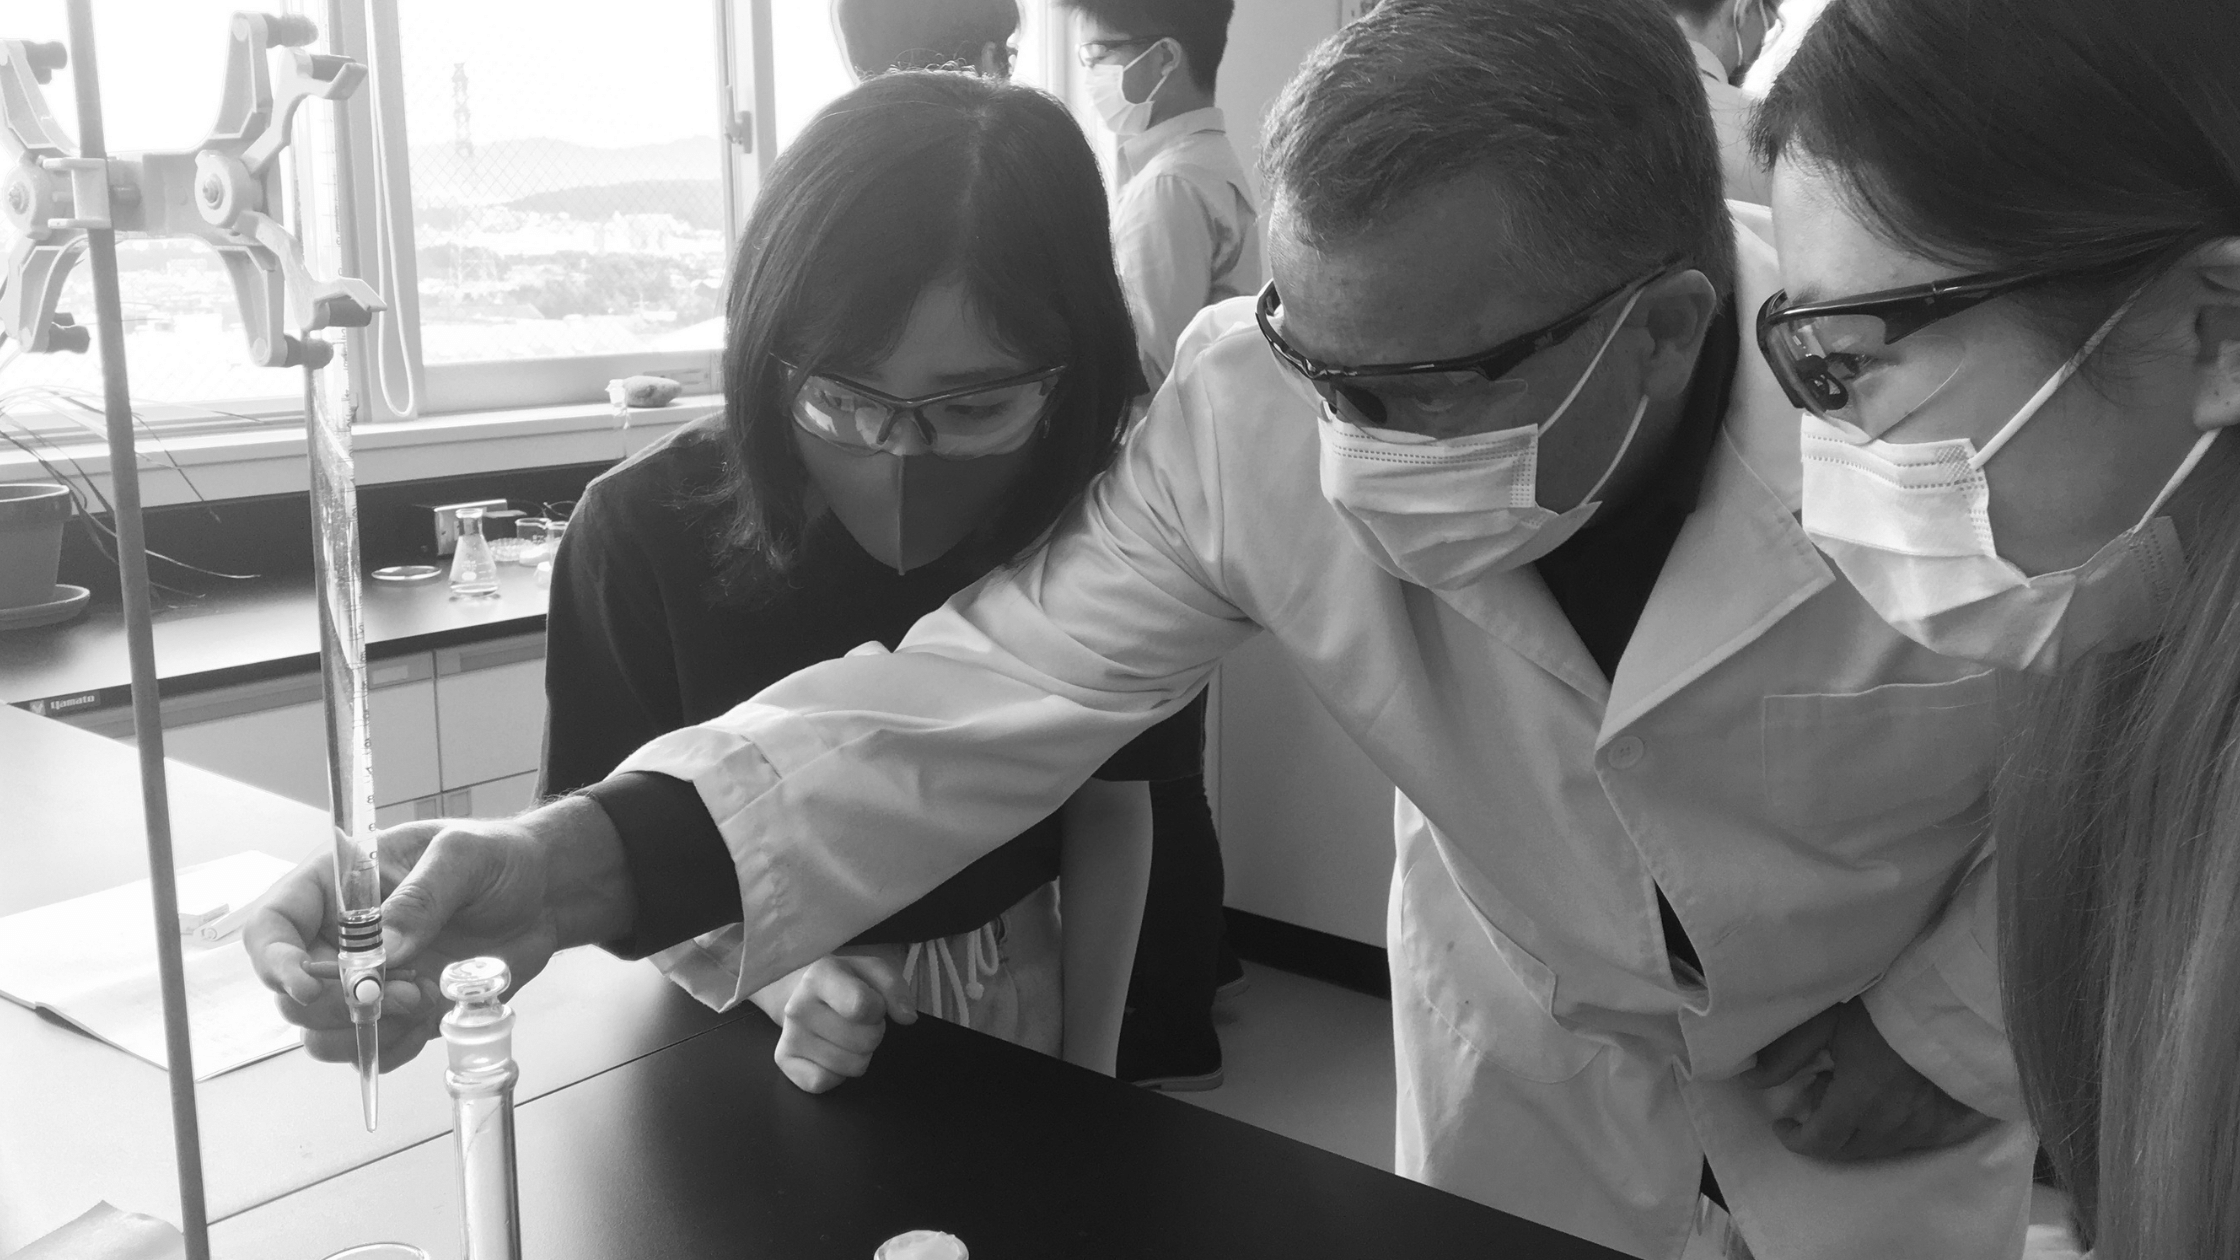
[617,217,2033,1259]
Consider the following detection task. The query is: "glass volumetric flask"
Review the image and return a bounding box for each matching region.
[448,507,500,596]
[442,957,522,1260]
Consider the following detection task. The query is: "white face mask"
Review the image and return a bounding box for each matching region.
[1318,288,1649,591]
[1800,301,2220,673]
[1085,40,1172,137]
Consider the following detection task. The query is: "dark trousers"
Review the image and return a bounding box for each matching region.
[1115,772,1228,1076]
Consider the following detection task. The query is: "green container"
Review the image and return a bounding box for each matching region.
[0,483,72,610]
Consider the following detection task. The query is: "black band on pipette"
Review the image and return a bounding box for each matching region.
[338,912,382,950]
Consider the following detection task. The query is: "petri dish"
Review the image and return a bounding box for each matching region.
[322,1246,431,1260]
[371,565,443,582]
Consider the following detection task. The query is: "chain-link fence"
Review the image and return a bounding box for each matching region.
[397,0,727,365]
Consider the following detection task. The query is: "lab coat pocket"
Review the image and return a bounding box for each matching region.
[1397,854,1602,1085]
[1760,670,1999,840]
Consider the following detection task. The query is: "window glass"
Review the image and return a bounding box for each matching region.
[395,0,726,365]
[0,0,309,420]
[772,2,856,150]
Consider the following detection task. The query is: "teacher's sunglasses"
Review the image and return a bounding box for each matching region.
[1254,264,1670,438]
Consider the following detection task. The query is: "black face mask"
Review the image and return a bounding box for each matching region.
[793,430,1037,575]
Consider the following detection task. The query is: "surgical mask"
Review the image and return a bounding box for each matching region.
[794,432,1034,575]
[1800,301,2220,673]
[1085,41,1172,137]
[1318,287,1650,590]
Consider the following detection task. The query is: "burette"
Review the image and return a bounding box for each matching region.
[294,0,383,1129]
[310,337,384,1130]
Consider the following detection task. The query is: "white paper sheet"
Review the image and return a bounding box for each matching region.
[0,852,303,1080]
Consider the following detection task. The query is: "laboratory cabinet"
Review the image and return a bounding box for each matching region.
[62,631,550,825]
[432,635,548,792]
[65,656,440,808]
[1209,635,1394,948]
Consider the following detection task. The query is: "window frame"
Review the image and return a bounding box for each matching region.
[343,0,748,424]
[0,0,1079,457]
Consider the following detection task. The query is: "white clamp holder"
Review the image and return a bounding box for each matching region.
[0,12,385,368]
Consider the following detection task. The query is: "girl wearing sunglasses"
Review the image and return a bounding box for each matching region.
[541,72,1220,1091]
[1753,0,2240,1254]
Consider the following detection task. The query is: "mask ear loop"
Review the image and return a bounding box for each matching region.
[1969,293,2140,471]
[1578,395,1652,507]
[2132,428,2220,530]
[1123,37,1176,106]
[1539,285,1650,439]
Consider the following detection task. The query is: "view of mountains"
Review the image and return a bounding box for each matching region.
[408,135,725,216]
[504,180,725,232]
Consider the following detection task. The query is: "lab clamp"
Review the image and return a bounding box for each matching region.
[1,6,394,1257]
[1,14,383,366]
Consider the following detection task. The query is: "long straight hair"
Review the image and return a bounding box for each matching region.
[709,71,1138,597]
[1997,472,2240,1256]
[1755,1,2240,1253]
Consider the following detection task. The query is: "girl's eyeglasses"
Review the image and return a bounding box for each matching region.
[1755,268,2075,436]
[782,361,1066,459]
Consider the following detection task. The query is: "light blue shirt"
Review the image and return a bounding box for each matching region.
[1111,107,1264,390]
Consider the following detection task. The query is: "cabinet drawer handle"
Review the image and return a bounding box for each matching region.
[437,636,545,676]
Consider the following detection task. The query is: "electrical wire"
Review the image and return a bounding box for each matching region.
[0,397,262,582]
[362,0,420,421]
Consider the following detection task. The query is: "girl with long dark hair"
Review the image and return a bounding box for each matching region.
[1751,1,2240,1251]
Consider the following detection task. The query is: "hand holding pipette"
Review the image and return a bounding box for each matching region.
[244,841,437,1073]
[246,802,628,1071]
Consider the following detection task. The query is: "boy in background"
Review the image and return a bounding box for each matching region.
[1658,0,1784,202]
[1069,0,1262,391]
[835,0,1020,79]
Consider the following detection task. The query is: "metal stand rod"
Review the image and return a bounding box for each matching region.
[64,0,211,1256]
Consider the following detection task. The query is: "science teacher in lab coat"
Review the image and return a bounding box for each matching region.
[247,1,2029,1255]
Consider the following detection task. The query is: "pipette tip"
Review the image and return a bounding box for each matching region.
[357,1021,380,1131]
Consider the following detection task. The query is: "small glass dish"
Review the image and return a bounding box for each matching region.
[511,517,550,566]
[371,564,443,583]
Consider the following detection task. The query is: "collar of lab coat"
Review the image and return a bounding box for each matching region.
[1117,106,1229,185]
[1433,212,1833,742]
